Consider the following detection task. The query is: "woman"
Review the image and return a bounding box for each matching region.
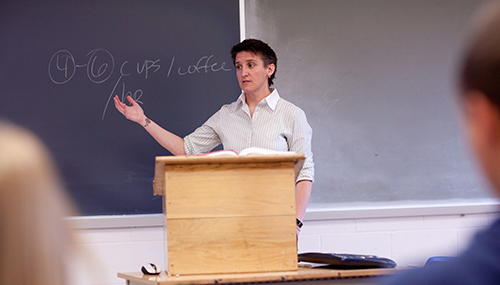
[114,39,314,233]
[0,121,82,284]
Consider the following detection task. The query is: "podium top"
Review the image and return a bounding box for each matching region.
[153,153,305,195]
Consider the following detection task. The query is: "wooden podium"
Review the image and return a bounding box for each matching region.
[153,153,305,276]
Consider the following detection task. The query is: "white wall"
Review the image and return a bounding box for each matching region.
[73,204,499,285]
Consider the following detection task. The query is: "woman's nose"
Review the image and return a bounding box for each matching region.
[240,66,249,76]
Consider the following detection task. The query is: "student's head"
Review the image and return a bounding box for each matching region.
[231,39,277,87]
[460,1,500,107]
[0,121,78,285]
[459,1,500,194]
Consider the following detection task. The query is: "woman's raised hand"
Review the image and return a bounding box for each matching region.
[113,95,146,125]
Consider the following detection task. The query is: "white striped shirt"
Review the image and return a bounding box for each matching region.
[184,89,314,182]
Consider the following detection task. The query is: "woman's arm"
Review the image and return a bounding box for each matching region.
[114,95,186,155]
[295,180,312,222]
[142,119,186,155]
[295,179,312,236]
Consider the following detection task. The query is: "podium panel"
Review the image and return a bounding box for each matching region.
[154,154,304,275]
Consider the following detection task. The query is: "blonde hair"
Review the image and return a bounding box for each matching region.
[0,121,78,285]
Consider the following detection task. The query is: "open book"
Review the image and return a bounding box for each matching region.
[205,147,295,157]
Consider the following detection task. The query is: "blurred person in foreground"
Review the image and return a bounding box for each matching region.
[379,1,500,284]
[0,121,84,285]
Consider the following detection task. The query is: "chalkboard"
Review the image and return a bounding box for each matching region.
[0,0,240,215]
[245,0,494,206]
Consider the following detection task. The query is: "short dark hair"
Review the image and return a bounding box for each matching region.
[230,39,277,87]
[460,2,500,108]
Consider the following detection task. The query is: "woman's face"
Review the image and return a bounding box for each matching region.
[234,51,275,97]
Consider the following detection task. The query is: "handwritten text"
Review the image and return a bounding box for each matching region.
[48,48,232,120]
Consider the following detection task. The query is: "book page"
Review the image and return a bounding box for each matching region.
[204,150,238,156]
[239,147,295,156]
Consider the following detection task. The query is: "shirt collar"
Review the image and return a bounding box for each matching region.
[237,89,280,111]
[265,89,280,110]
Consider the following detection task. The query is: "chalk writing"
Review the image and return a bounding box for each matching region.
[48,50,76,84]
[86,49,114,84]
[137,59,161,79]
[48,49,232,120]
[176,55,231,75]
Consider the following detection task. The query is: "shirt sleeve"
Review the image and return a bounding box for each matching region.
[183,110,222,155]
[291,109,315,182]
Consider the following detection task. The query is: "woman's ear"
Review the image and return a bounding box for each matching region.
[267,63,275,77]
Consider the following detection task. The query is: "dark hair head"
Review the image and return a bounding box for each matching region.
[460,2,500,108]
[230,39,277,86]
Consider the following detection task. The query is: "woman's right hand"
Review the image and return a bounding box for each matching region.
[113,95,146,125]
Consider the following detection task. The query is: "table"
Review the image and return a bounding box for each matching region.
[118,266,400,285]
